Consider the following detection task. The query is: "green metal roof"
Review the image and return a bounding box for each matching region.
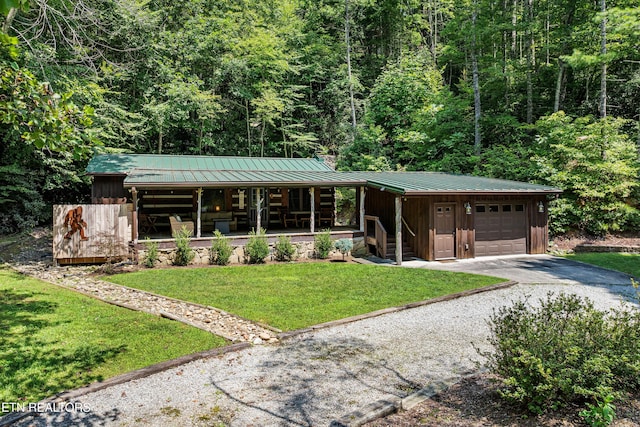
[353,172,560,195]
[87,154,560,195]
[124,169,365,188]
[86,154,334,175]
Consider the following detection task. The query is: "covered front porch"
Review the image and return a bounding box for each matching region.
[126,181,368,243]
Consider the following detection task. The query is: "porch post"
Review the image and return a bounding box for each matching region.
[359,186,366,232]
[256,188,262,231]
[196,187,202,238]
[131,186,138,244]
[395,195,402,266]
[310,187,315,233]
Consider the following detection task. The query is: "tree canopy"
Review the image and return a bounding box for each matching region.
[1,0,639,234]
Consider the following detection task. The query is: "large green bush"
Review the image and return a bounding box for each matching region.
[484,292,640,420]
[245,228,269,264]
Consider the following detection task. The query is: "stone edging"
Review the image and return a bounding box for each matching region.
[575,244,640,254]
[330,376,463,426]
[277,281,517,341]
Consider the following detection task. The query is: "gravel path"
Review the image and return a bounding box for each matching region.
[11,278,636,427]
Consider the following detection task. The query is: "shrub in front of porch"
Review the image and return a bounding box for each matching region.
[172,226,194,266]
[210,230,232,266]
[334,238,353,261]
[274,235,296,262]
[245,228,269,264]
[314,229,333,259]
[143,238,159,268]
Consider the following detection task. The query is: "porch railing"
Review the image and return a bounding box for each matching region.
[364,215,387,258]
[402,216,416,237]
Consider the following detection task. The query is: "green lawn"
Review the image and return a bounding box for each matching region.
[0,266,227,403]
[564,252,640,277]
[105,263,505,330]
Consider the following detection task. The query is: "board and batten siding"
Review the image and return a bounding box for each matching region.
[53,204,132,264]
[365,189,549,261]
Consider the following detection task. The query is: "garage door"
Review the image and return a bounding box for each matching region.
[475,203,527,256]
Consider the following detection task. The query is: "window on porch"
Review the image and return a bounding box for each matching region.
[202,189,226,212]
[289,188,311,211]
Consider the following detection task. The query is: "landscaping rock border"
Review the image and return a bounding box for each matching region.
[574,244,640,253]
[8,262,279,344]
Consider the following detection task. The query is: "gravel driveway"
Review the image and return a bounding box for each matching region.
[9,256,637,427]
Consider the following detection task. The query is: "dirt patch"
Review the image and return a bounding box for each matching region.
[367,373,640,427]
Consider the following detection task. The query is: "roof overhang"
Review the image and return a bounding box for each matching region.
[123,169,367,188]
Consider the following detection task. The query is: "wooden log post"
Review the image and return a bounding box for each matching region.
[256,188,262,232]
[359,186,366,232]
[196,187,202,238]
[310,187,315,233]
[395,195,402,266]
[131,187,138,243]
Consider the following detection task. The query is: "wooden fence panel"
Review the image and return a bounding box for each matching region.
[53,204,132,264]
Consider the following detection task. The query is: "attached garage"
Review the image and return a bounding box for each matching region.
[475,202,527,256]
[361,172,561,263]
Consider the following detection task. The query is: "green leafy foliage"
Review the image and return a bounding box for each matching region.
[172,227,194,266]
[1,0,639,235]
[273,235,296,262]
[245,228,269,264]
[210,230,233,266]
[580,393,617,427]
[143,238,159,268]
[334,238,353,260]
[534,113,640,235]
[484,292,640,419]
[0,164,46,234]
[314,229,333,259]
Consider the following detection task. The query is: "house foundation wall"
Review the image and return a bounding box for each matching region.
[137,236,366,267]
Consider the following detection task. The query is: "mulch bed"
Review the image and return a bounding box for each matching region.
[367,373,640,427]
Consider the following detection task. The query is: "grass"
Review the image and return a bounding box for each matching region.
[0,266,227,404]
[104,263,505,331]
[563,252,640,277]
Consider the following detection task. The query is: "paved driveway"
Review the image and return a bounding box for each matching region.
[404,254,635,285]
[8,256,637,427]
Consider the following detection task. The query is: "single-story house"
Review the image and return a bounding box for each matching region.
[81,153,560,264]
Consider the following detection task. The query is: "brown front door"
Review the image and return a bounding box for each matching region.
[435,204,455,260]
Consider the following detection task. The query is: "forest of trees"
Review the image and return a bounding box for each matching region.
[1,0,639,235]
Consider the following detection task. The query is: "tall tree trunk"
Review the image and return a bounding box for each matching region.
[554,3,576,113]
[2,7,17,33]
[599,0,607,119]
[525,0,534,124]
[511,0,517,55]
[345,0,357,132]
[554,59,565,112]
[245,99,252,157]
[260,119,265,157]
[472,0,482,155]
[158,130,163,154]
